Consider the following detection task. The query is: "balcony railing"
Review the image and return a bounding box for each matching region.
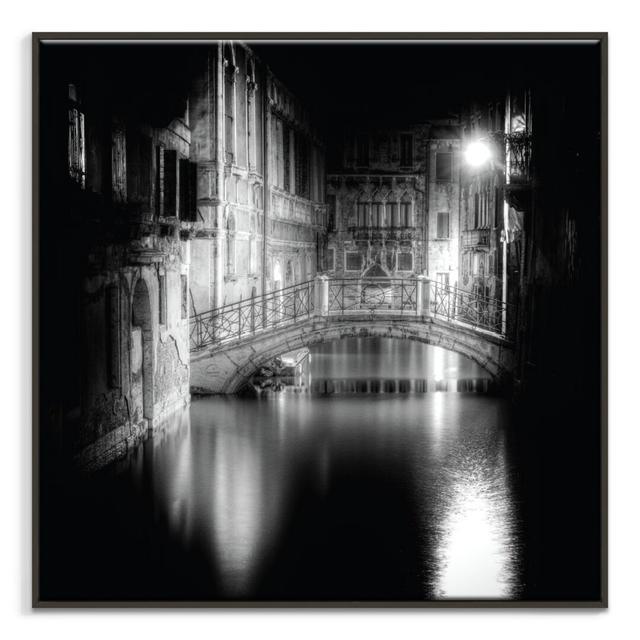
[347,226,418,242]
[462,229,491,248]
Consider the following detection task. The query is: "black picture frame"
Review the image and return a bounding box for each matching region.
[32,32,608,608]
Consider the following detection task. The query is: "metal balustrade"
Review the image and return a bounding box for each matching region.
[189,276,515,352]
[189,280,315,351]
[328,278,417,315]
[429,280,513,337]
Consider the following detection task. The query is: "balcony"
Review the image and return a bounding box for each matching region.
[462,229,490,249]
[347,226,418,242]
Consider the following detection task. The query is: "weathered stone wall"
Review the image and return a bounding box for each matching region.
[78,248,191,470]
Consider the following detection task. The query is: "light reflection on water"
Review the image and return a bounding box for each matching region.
[128,338,521,600]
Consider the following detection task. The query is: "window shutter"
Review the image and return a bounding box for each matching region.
[163,150,177,217]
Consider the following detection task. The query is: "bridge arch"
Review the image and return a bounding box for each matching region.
[189,316,514,395]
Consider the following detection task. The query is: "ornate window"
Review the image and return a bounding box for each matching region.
[371,202,383,227]
[400,201,412,227]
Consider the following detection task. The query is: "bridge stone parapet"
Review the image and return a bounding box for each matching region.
[190,313,515,394]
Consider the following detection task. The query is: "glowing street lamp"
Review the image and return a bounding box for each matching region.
[464,140,492,167]
[463,131,508,336]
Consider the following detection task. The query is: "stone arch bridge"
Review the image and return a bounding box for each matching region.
[189,276,516,394]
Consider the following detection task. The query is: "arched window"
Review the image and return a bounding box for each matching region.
[224,43,236,163]
[400,195,412,227]
[387,202,399,228]
[357,202,369,227]
[246,57,257,170]
[371,202,383,227]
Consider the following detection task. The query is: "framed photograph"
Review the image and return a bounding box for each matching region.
[33,33,606,607]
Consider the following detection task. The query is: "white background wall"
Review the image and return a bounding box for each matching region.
[1,2,636,638]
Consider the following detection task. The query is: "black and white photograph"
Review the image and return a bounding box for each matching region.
[34,33,605,606]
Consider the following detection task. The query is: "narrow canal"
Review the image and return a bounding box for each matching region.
[42,337,527,601]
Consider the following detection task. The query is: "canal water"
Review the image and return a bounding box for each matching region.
[41,337,526,602]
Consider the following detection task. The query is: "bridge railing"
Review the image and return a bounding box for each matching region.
[327,278,418,315]
[190,276,515,352]
[189,279,315,351]
[429,280,515,338]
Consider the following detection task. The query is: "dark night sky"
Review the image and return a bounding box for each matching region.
[251,40,601,131]
[44,39,601,136]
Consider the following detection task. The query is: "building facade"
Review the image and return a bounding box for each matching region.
[41,42,327,470]
[188,43,326,316]
[459,92,531,312]
[325,123,460,285]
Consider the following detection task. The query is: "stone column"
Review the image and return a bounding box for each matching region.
[315,274,329,317]
[421,276,432,318]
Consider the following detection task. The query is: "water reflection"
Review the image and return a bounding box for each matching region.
[54,337,522,601]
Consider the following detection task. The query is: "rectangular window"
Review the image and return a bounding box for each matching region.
[181,274,188,320]
[68,84,85,188]
[437,211,450,239]
[163,149,178,217]
[397,252,413,272]
[494,186,501,227]
[224,64,235,163]
[345,251,362,272]
[327,247,335,271]
[356,134,369,167]
[283,123,291,192]
[158,275,166,325]
[126,131,152,211]
[179,159,198,222]
[295,134,310,199]
[436,152,453,182]
[400,134,413,166]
